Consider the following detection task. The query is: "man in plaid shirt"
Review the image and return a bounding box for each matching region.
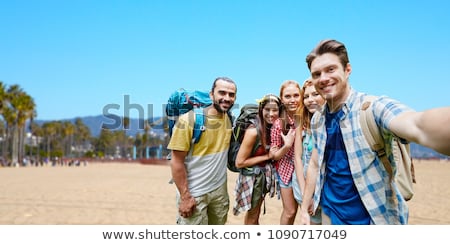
[299,39,450,225]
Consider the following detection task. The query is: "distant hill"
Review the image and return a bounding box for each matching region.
[32,115,448,159]
[33,114,165,138]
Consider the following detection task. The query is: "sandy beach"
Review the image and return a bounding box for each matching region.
[0,159,449,225]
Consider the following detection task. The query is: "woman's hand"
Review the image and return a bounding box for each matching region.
[281,128,296,147]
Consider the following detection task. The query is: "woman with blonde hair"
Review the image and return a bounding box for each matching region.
[270,80,300,225]
[292,78,326,225]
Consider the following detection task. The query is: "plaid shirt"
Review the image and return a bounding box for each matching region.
[233,164,276,215]
[271,116,295,186]
[311,88,413,224]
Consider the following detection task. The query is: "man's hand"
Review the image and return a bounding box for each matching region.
[179,194,196,218]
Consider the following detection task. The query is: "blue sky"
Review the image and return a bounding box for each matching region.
[1,0,449,120]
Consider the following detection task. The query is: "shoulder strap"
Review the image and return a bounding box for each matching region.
[251,120,262,155]
[228,111,235,126]
[192,107,206,144]
[360,95,394,180]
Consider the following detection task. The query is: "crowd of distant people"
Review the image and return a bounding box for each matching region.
[0,157,88,167]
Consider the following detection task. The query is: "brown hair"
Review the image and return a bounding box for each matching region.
[299,78,314,131]
[306,39,349,71]
[257,94,282,149]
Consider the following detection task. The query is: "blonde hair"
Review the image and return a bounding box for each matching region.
[278,80,301,132]
[299,78,324,131]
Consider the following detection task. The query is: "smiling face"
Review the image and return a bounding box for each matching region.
[303,83,325,114]
[280,82,301,116]
[210,78,236,114]
[309,53,351,111]
[262,101,280,125]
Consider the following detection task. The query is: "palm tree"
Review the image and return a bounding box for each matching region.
[4,85,36,166]
[0,83,37,165]
[29,121,43,163]
[16,93,36,164]
[142,120,150,158]
[122,117,130,158]
[96,128,114,158]
[134,132,143,159]
[6,85,21,166]
[42,121,58,163]
[62,121,75,158]
[0,82,6,163]
[0,120,5,166]
[74,118,91,157]
[1,106,15,165]
[0,81,5,114]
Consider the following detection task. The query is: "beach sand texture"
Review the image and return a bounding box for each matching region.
[0,159,449,225]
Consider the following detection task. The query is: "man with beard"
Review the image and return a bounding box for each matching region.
[168,77,237,225]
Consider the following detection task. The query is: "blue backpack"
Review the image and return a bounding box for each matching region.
[166,88,212,147]
[165,88,234,162]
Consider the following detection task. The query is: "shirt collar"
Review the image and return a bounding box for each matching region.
[318,87,357,120]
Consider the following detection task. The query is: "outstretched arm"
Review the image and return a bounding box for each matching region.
[389,107,450,155]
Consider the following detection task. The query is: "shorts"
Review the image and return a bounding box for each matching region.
[276,172,292,188]
[176,181,229,225]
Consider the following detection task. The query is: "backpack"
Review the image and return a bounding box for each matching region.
[360,95,416,201]
[227,104,261,175]
[165,88,211,159]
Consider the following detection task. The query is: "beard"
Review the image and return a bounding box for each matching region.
[213,100,232,114]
